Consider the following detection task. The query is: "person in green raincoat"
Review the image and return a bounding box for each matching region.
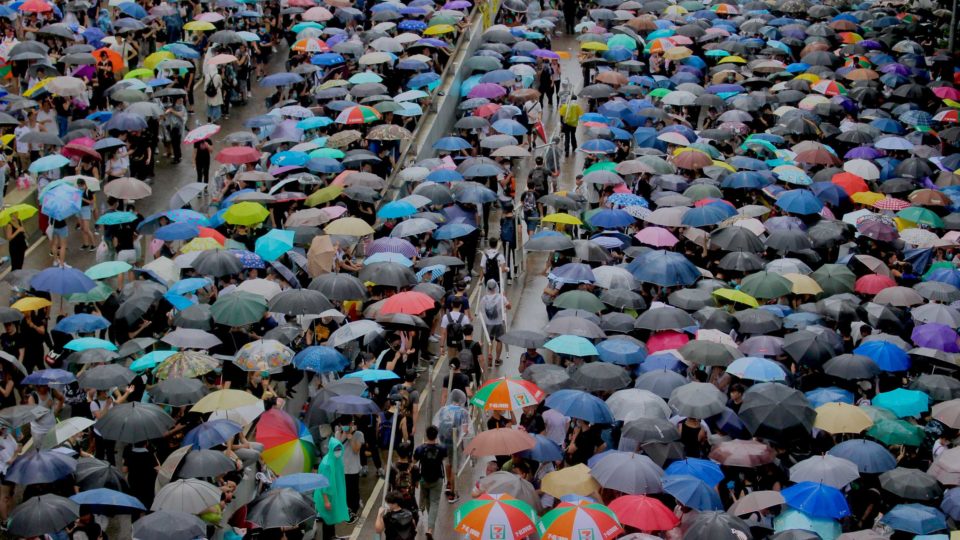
[315,437,349,539]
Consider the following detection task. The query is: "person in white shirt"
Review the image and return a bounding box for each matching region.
[542,408,569,447]
[0,425,17,521]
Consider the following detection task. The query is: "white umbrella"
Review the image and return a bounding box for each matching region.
[844,158,880,180]
[789,455,860,488]
[152,479,221,513]
[236,278,282,300]
[606,389,672,421]
[41,417,95,449]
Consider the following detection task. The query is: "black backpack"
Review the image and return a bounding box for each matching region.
[204,77,217,97]
[417,444,444,483]
[384,509,416,540]
[445,311,466,348]
[483,251,500,282]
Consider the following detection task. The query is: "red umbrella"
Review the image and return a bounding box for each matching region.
[62,141,101,161]
[854,274,896,294]
[198,227,226,245]
[216,146,261,164]
[19,0,52,12]
[796,148,841,167]
[831,172,869,195]
[708,439,776,467]
[647,330,689,353]
[608,495,679,531]
[380,291,435,315]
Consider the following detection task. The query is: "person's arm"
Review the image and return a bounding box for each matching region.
[374,506,386,533]
[0,379,13,399]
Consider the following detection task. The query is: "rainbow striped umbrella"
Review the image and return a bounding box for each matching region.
[256,408,316,476]
[455,493,538,540]
[470,377,545,411]
[335,105,382,125]
[538,501,624,540]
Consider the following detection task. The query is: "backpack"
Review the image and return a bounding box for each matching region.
[384,509,416,540]
[204,77,217,97]
[483,294,500,322]
[529,168,547,191]
[417,444,444,483]
[445,311,466,348]
[483,251,500,282]
[521,191,538,215]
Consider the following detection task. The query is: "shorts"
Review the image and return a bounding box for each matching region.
[485,323,505,340]
[80,206,91,220]
[52,226,68,238]
[117,249,137,264]
[207,105,222,121]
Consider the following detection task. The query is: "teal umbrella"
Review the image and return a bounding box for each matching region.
[29,154,70,173]
[84,261,132,280]
[873,388,929,418]
[64,337,118,352]
[544,335,599,357]
[211,291,268,327]
[130,350,176,372]
[96,211,138,226]
[774,509,841,540]
[66,282,114,303]
[255,229,295,262]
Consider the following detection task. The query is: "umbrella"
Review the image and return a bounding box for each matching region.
[538,501,623,540]
[152,479,221,513]
[132,510,207,540]
[814,403,873,434]
[255,408,316,475]
[455,493,538,540]
[69,488,145,513]
[662,475,723,510]
[709,439,777,467]
[880,467,942,501]
[545,390,615,423]
[471,378,544,411]
[609,495,678,531]
[729,490,786,516]
[94,402,174,442]
[873,388,929,418]
[739,382,816,439]
[828,439,897,473]
[669,382,726,418]
[6,450,76,485]
[880,504,947,535]
[590,451,664,494]
[75,457,127,491]
[465,428,535,456]
[682,511,752,540]
[790,455,860,488]
[7,494,79,538]
[247,488,316,529]
[774,509,841,540]
[782,481,850,519]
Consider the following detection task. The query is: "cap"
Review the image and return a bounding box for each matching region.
[486,279,497,290]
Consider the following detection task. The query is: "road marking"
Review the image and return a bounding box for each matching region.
[348,478,384,540]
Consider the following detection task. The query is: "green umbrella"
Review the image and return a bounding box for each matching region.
[683,184,723,201]
[924,261,956,279]
[867,418,925,446]
[211,291,268,327]
[584,161,617,174]
[897,207,944,228]
[637,155,676,174]
[607,34,638,50]
[740,271,793,299]
[553,290,605,313]
[810,264,856,295]
[84,261,133,280]
[429,14,459,25]
[66,282,113,303]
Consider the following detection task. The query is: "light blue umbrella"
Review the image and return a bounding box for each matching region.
[271,473,330,493]
[96,211,138,226]
[880,504,948,534]
[364,252,413,266]
[873,388,929,418]
[255,229,295,262]
[130,350,176,372]
[40,184,82,220]
[626,250,700,287]
[662,474,723,511]
[293,346,349,373]
[664,458,724,486]
[54,314,110,333]
[64,337,117,352]
[544,335,598,357]
[31,266,96,295]
[725,356,786,382]
[168,277,212,296]
[70,488,146,512]
[29,154,70,173]
[377,200,418,219]
[774,509,841,540]
[343,369,401,382]
[804,386,853,408]
[776,189,824,215]
[543,389,614,423]
[596,339,647,366]
[434,222,476,240]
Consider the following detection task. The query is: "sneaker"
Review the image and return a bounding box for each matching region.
[377,468,385,478]
[360,465,369,476]
[347,513,358,524]
[447,493,460,503]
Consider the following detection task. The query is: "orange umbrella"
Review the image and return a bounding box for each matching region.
[92,48,124,72]
[831,172,869,195]
[380,291,435,315]
[330,169,359,187]
[19,0,52,12]
[464,428,535,456]
[197,226,226,245]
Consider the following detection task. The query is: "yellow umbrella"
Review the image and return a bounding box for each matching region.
[223,201,270,226]
[542,213,583,225]
[580,41,609,51]
[11,297,52,312]
[783,273,823,295]
[0,134,14,147]
[793,73,821,83]
[319,79,349,89]
[944,98,960,109]
[0,203,38,226]
[717,55,746,64]
[23,77,53,98]
[324,217,375,236]
[712,288,759,308]
[850,191,884,205]
[124,68,154,80]
[663,46,693,60]
[423,24,455,35]
[191,389,262,413]
[183,20,216,31]
[306,185,343,207]
[143,51,174,70]
[662,4,688,15]
[181,237,224,253]
[711,160,736,172]
[814,403,873,434]
[541,464,599,498]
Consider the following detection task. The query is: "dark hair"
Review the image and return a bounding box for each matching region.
[222,470,243,485]
[449,357,460,369]
[489,238,498,249]
[385,491,403,505]
[396,441,413,458]
[404,371,416,383]
[730,383,746,395]
[426,425,439,440]
[463,323,474,335]
[451,298,462,309]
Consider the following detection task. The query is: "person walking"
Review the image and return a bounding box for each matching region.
[558,95,582,157]
[479,279,511,366]
[414,425,448,540]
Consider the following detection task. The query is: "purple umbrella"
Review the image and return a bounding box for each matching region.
[858,219,899,242]
[764,216,806,231]
[443,0,471,8]
[366,237,418,258]
[911,323,960,353]
[269,119,303,141]
[72,65,95,80]
[845,146,883,160]
[532,48,560,59]
[467,82,507,99]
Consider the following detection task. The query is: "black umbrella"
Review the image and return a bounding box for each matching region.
[268,289,334,316]
[522,364,577,393]
[525,234,575,251]
[669,382,727,418]
[909,374,960,401]
[75,457,127,491]
[307,273,367,302]
[498,330,547,348]
[65,348,118,365]
[766,229,814,253]
[177,449,237,479]
[680,340,743,367]
[7,494,79,538]
[116,337,157,359]
[150,378,209,407]
[635,306,696,331]
[739,382,815,440]
[641,441,685,467]
[571,363,631,392]
[247,488,317,529]
[95,402,174,443]
[133,510,207,540]
[682,511,753,540]
[573,240,612,263]
[668,289,715,311]
[600,312,636,334]
[879,467,942,501]
[78,364,136,391]
[734,309,783,334]
[782,329,840,366]
[358,262,417,288]
[600,289,647,310]
[719,251,766,272]
[635,370,687,399]
[0,405,48,428]
[0,307,23,324]
[694,307,738,332]
[116,294,157,323]
[823,354,880,380]
[623,417,681,443]
[193,250,243,277]
[173,303,212,330]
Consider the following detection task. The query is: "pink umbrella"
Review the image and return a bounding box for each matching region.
[302,6,333,20]
[635,227,679,248]
[612,183,630,193]
[195,11,224,21]
[320,206,347,220]
[468,83,507,99]
[647,330,689,353]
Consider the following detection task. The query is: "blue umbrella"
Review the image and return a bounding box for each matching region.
[810,182,849,206]
[880,504,948,535]
[774,509,841,540]
[168,277,212,296]
[579,138,617,154]
[596,339,647,366]
[491,119,527,136]
[827,439,897,473]
[40,184,82,220]
[853,340,910,372]
[433,136,472,151]
[155,222,200,241]
[725,356,786,382]
[776,189,824,215]
[662,474,723,510]
[548,262,596,284]
[517,434,564,462]
[544,390,614,424]
[925,268,960,288]
[587,209,634,229]
[22,369,76,385]
[343,369,401,382]
[306,157,343,173]
[297,117,334,130]
[29,154,70,174]
[270,150,310,167]
[271,472,330,493]
[64,337,117,352]
[782,481,850,519]
[452,182,497,204]
[378,200,418,219]
[130,350,176,372]
[664,459,724,487]
[364,252,413,266]
[104,111,147,131]
[941,487,960,520]
[31,267,96,295]
[681,202,737,227]
[426,169,464,183]
[311,52,345,66]
[544,335,599,357]
[70,488,146,512]
[626,250,700,287]
[117,2,147,18]
[408,72,440,89]
[260,72,304,87]
[639,352,687,373]
[165,42,201,59]
[462,163,504,178]
[6,450,76,485]
[293,346,349,373]
[182,419,244,449]
[255,229,295,262]
[873,387,929,418]
[434,222,476,240]
[722,171,769,189]
[804,387,854,408]
[54,314,110,333]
